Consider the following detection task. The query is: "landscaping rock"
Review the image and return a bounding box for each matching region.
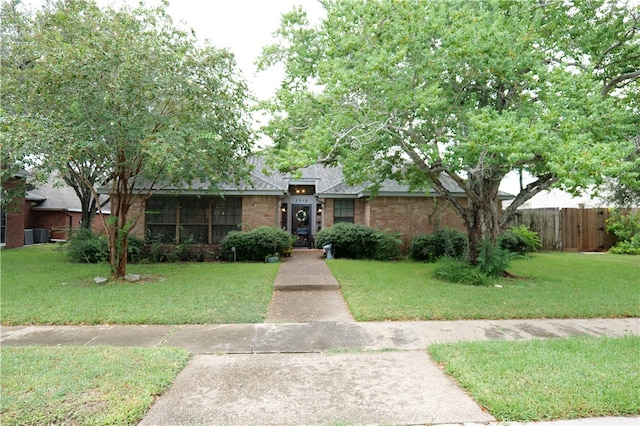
[94,277,108,284]
[125,274,141,282]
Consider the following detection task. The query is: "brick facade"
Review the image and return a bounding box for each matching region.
[366,196,466,247]
[241,195,279,230]
[2,177,27,248]
[321,196,464,247]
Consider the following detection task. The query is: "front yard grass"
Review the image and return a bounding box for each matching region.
[1,245,278,325]
[429,335,640,422]
[330,252,639,321]
[0,346,191,425]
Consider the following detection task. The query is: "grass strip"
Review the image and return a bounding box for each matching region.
[1,245,278,325]
[429,335,640,421]
[0,346,191,425]
[329,252,639,320]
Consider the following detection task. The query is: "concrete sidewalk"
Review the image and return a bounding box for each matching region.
[2,249,638,426]
[2,318,638,353]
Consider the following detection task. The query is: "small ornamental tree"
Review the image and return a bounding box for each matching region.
[1,0,253,277]
[258,0,639,266]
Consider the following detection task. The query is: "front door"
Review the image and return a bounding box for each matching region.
[292,204,311,247]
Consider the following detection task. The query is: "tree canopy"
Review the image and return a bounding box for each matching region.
[1,0,254,276]
[259,0,639,262]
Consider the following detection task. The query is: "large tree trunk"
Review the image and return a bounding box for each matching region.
[107,177,132,279]
[465,174,501,265]
[107,213,129,279]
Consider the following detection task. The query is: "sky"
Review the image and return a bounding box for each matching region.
[19,0,607,207]
[129,0,326,100]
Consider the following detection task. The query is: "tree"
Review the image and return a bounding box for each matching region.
[258,0,639,264]
[1,0,253,277]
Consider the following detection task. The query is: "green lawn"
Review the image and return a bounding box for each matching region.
[0,346,191,425]
[1,245,278,325]
[329,252,640,321]
[430,335,640,421]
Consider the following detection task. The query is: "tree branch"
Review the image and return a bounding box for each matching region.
[601,69,640,97]
[500,174,555,229]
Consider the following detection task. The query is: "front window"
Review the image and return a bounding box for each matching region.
[334,199,354,223]
[145,196,242,244]
[212,197,242,243]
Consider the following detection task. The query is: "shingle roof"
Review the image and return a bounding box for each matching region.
[30,173,111,214]
[96,156,514,200]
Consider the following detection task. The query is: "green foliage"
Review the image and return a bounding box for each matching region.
[167,237,194,263]
[66,228,109,263]
[498,225,541,255]
[477,239,512,277]
[1,0,253,277]
[432,257,493,286]
[609,236,640,255]
[219,227,294,262]
[127,234,145,263]
[409,228,468,262]
[607,209,640,255]
[314,223,402,260]
[259,0,638,265]
[67,229,145,264]
[607,209,640,242]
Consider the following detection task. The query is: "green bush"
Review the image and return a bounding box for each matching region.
[314,223,402,260]
[409,228,467,262]
[477,238,512,276]
[432,257,493,286]
[219,227,294,261]
[67,229,147,264]
[167,236,193,262]
[66,228,109,263]
[498,225,542,255]
[609,234,640,255]
[127,235,145,263]
[607,209,640,255]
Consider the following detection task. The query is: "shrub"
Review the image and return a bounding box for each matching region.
[66,228,109,263]
[167,236,193,262]
[477,238,512,277]
[498,225,542,255]
[314,223,402,260]
[127,234,145,263]
[67,229,146,263]
[432,257,493,286]
[609,234,640,255]
[607,209,640,255]
[219,227,294,261]
[409,228,467,262]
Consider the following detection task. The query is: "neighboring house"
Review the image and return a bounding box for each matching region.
[131,157,514,249]
[1,172,29,248]
[1,172,109,248]
[26,175,110,241]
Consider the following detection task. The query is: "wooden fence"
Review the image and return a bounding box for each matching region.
[507,207,633,252]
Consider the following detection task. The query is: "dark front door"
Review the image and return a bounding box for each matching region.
[292,204,311,247]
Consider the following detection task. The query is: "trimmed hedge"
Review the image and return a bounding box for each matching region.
[219,226,295,261]
[314,223,401,260]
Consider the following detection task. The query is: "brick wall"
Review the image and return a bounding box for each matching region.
[2,177,26,248]
[241,195,279,230]
[127,196,147,239]
[367,196,466,247]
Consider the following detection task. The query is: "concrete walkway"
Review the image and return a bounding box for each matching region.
[2,249,639,426]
